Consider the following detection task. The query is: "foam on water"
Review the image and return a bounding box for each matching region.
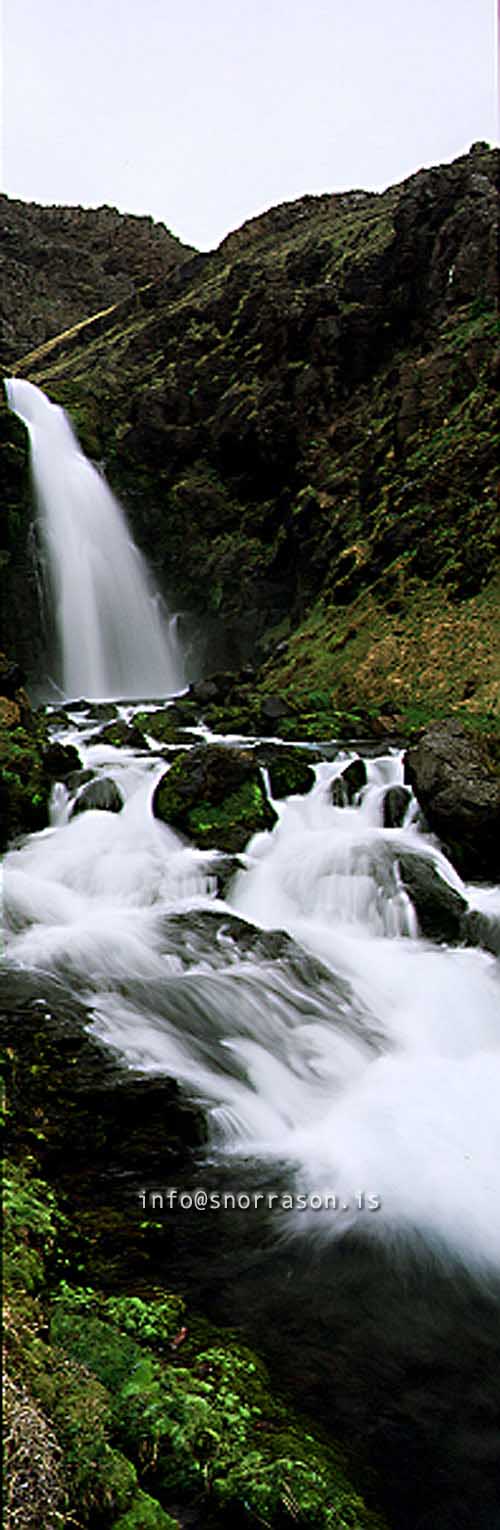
[3,723,500,1267]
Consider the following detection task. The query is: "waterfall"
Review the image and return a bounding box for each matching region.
[5,378,184,700]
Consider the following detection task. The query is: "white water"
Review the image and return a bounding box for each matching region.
[3,716,500,1269]
[5,379,184,699]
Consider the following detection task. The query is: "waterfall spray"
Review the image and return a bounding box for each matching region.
[5,378,184,699]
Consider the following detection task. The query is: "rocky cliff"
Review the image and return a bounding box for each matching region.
[1,144,498,729]
[0,196,194,365]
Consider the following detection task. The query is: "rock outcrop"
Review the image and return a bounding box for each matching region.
[404,720,500,881]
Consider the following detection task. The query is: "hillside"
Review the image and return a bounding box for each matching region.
[1,143,498,730]
[0,195,194,365]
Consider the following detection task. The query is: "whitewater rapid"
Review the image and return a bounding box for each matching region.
[2,707,499,1270]
[5,379,184,699]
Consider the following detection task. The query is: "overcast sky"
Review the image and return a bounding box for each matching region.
[1,0,497,250]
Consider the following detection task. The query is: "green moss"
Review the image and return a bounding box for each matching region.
[153,749,278,851]
[3,1155,388,1529]
[0,717,52,846]
[186,778,274,848]
[261,750,316,798]
[113,1491,180,1529]
[54,1304,385,1526]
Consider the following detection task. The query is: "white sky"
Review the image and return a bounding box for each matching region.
[1,0,498,250]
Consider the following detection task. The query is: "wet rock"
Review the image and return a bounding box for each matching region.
[206,854,245,899]
[464,909,500,959]
[46,707,74,729]
[404,721,500,880]
[397,850,468,944]
[259,694,291,725]
[254,743,319,798]
[189,677,221,706]
[66,767,95,793]
[42,740,82,777]
[0,973,205,1181]
[89,719,149,750]
[134,707,197,746]
[72,776,124,817]
[87,701,119,722]
[383,785,411,828]
[152,743,277,852]
[0,661,26,696]
[331,757,367,806]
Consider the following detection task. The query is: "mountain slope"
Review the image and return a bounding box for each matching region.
[1,144,498,726]
[0,195,195,365]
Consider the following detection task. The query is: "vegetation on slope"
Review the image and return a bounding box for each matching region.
[3,1150,387,1528]
[0,195,194,365]
[0,143,498,723]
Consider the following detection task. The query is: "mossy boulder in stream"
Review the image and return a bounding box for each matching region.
[152,744,278,851]
[254,742,319,798]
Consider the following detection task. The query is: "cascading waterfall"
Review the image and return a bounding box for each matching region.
[3,717,500,1268]
[3,703,500,1523]
[5,378,184,699]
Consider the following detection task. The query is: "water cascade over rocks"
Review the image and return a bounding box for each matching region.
[3,699,500,1524]
[3,715,500,1265]
[5,378,184,699]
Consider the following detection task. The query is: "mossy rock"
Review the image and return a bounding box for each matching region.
[0,719,52,847]
[134,706,193,745]
[89,719,149,750]
[113,1491,180,1529]
[202,702,259,735]
[152,744,277,851]
[53,1297,386,1528]
[4,1154,388,1530]
[254,743,319,797]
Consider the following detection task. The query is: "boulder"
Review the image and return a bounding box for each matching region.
[189,677,222,706]
[152,744,277,851]
[87,702,119,722]
[397,850,468,944]
[254,743,318,799]
[206,854,245,899]
[71,777,124,817]
[464,909,500,959]
[383,785,411,828]
[89,720,149,751]
[404,721,500,880]
[134,707,197,746]
[331,757,367,806]
[259,694,291,724]
[66,768,95,794]
[42,741,82,778]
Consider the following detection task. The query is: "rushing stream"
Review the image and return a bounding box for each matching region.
[4,380,500,1526]
[3,701,500,1527]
